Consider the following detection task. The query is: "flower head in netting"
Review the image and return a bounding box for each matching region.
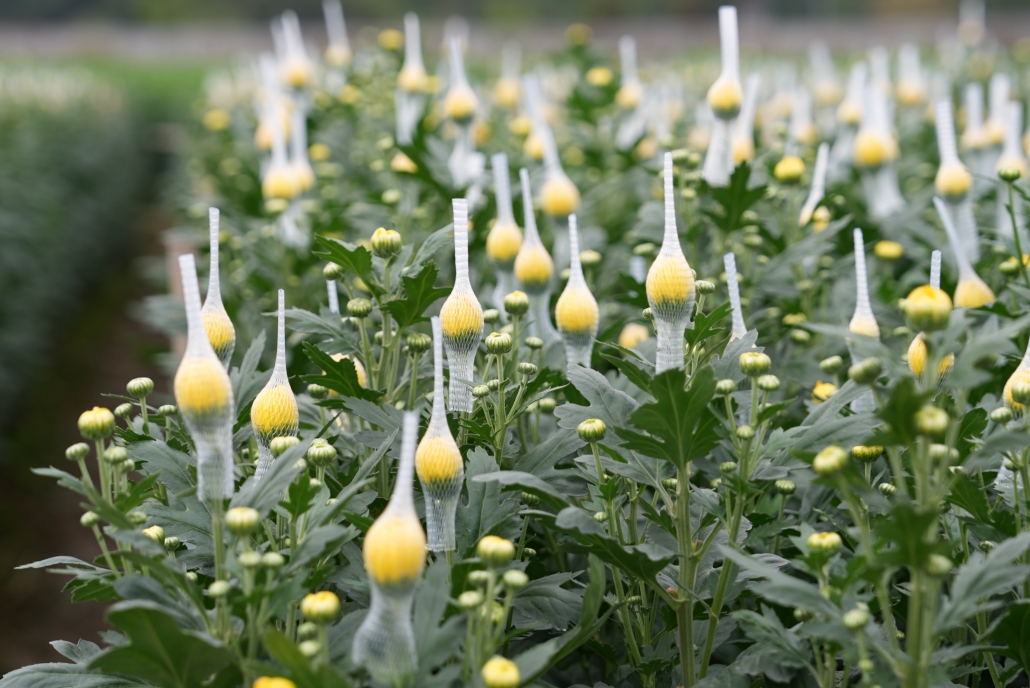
[440,199,484,412]
[646,153,695,373]
[514,168,559,344]
[555,214,599,368]
[201,208,235,368]
[251,290,299,478]
[353,411,426,684]
[416,317,464,551]
[174,254,235,502]
[934,196,994,309]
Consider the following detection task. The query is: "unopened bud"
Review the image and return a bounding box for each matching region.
[578,418,607,443]
[775,479,796,495]
[504,291,530,317]
[739,352,771,376]
[126,377,154,398]
[370,227,402,259]
[347,298,373,318]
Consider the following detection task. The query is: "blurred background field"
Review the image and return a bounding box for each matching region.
[0,0,1029,676]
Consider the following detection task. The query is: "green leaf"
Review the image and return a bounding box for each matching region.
[874,502,949,569]
[407,225,454,273]
[721,547,839,618]
[599,350,652,393]
[413,559,464,673]
[685,301,732,347]
[703,163,766,233]
[230,330,270,413]
[514,554,618,685]
[262,630,353,688]
[132,441,195,495]
[90,600,233,688]
[993,601,1030,673]
[50,639,103,664]
[615,365,722,469]
[512,572,583,631]
[284,524,352,574]
[313,236,383,298]
[554,366,639,444]
[382,261,449,330]
[471,470,570,511]
[0,663,158,688]
[550,507,675,580]
[456,448,521,557]
[934,532,1030,634]
[301,342,382,402]
[231,440,308,518]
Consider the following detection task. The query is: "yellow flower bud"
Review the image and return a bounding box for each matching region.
[250,384,299,442]
[935,161,973,201]
[391,152,418,174]
[253,677,297,688]
[477,535,516,567]
[481,656,520,688]
[78,406,115,441]
[523,132,544,161]
[555,286,599,335]
[853,130,888,169]
[586,66,613,87]
[874,240,904,260]
[514,245,554,293]
[416,436,463,484]
[903,285,952,332]
[440,291,485,340]
[397,65,430,93]
[540,175,580,217]
[363,514,426,585]
[774,156,805,184]
[954,277,994,309]
[174,358,232,416]
[707,76,743,120]
[812,381,838,403]
[646,253,694,309]
[495,78,521,107]
[487,221,523,268]
[301,591,340,622]
[618,323,650,350]
[202,108,231,132]
[444,86,478,123]
[616,81,644,109]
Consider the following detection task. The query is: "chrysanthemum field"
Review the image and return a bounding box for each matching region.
[7,3,1030,688]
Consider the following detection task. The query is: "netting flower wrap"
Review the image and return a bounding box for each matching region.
[395,12,427,146]
[487,153,523,315]
[416,316,464,552]
[251,289,299,478]
[556,214,599,368]
[724,252,747,342]
[440,198,484,413]
[848,228,879,412]
[514,167,559,345]
[934,99,979,263]
[647,153,696,373]
[856,79,905,220]
[934,196,994,309]
[799,143,829,227]
[996,102,1026,241]
[174,254,236,502]
[353,411,426,684]
[202,207,236,368]
[702,6,741,187]
[828,61,867,181]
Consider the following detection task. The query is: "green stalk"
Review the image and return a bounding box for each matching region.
[675,463,696,688]
[1006,181,1030,289]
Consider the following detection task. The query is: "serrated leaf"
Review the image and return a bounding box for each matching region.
[382,261,449,330]
[935,532,1030,634]
[230,440,308,517]
[456,448,521,557]
[0,663,157,688]
[90,600,233,688]
[615,365,722,469]
[554,366,640,444]
[301,342,382,402]
[313,236,383,298]
[550,507,675,581]
[513,572,582,631]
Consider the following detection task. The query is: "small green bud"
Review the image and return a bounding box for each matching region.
[78,407,115,440]
[458,590,484,609]
[757,374,780,391]
[633,242,656,256]
[524,335,543,350]
[593,511,609,522]
[775,479,796,495]
[370,227,402,258]
[158,404,177,417]
[164,536,180,551]
[735,424,755,440]
[486,332,513,355]
[503,570,529,589]
[477,536,516,567]
[878,482,896,496]
[580,250,602,268]
[66,443,90,462]
[225,507,261,536]
[207,580,231,598]
[347,298,373,318]
[848,357,883,385]
[926,553,953,577]
[718,461,737,475]
[406,332,432,354]
[80,511,100,528]
[487,379,501,392]
[819,355,844,374]
[262,551,286,569]
[642,307,653,321]
[662,478,678,489]
[270,435,300,457]
[538,398,556,413]
[991,406,1015,423]
[483,308,500,324]
[980,540,996,553]
[739,352,771,376]
[851,445,884,462]
[306,439,337,466]
[522,547,537,558]
[790,328,811,344]
[185,571,198,582]
[695,280,716,295]
[518,362,538,376]
[323,262,345,280]
[1012,381,1030,406]
[297,621,319,639]
[114,402,133,419]
[858,659,875,674]
[298,640,321,658]
[473,385,491,398]
[127,511,147,526]
[126,377,154,398]
[999,167,1023,183]
[104,446,129,465]
[716,378,737,395]
[520,492,540,505]
[578,418,607,443]
[813,445,848,475]
[238,551,262,568]
[307,383,329,399]
[914,406,949,437]
[842,607,870,630]
[467,570,491,586]
[504,291,530,317]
